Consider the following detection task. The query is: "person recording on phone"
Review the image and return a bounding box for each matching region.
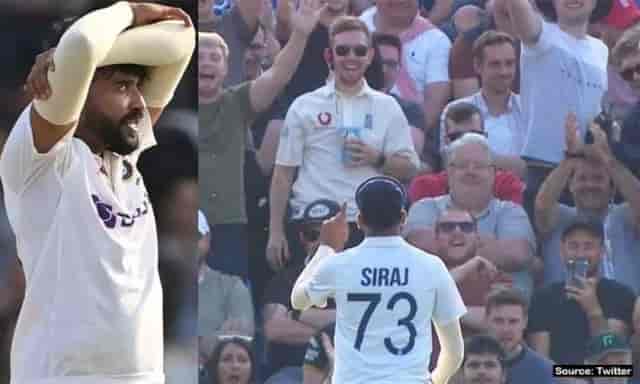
[534,112,640,295]
[526,218,640,364]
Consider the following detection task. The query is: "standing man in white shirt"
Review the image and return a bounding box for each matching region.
[267,16,419,271]
[0,2,195,383]
[493,0,612,219]
[291,176,466,384]
[440,30,526,178]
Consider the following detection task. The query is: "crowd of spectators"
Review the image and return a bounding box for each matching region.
[205,0,640,383]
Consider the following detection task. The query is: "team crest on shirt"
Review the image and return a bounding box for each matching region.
[317,112,332,126]
[92,194,149,229]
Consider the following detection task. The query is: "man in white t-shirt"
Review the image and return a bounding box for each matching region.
[493,0,611,218]
[0,2,195,383]
[291,176,466,384]
[440,30,526,178]
[267,16,419,271]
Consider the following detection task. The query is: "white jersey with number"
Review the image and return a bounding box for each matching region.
[305,237,466,384]
[0,104,163,384]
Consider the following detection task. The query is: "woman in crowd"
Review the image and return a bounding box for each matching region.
[208,336,256,384]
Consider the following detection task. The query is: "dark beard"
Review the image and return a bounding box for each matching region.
[95,110,143,156]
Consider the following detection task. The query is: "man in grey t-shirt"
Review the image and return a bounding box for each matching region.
[405,133,536,297]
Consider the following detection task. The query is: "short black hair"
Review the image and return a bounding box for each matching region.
[361,207,403,232]
[372,33,402,56]
[463,335,507,369]
[561,217,605,245]
[444,102,484,133]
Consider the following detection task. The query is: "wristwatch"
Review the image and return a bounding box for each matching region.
[375,153,386,169]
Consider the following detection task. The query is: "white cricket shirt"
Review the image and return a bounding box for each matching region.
[276,80,419,222]
[0,104,163,384]
[304,237,467,384]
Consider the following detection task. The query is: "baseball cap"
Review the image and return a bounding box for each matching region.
[585,332,631,362]
[295,199,342,225]
[355,176,406,229]
[602,0,640,30]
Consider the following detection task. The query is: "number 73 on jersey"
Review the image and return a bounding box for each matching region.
[348,291,418,355]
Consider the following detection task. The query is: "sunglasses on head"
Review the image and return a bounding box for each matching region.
[335,44,368,57]
[621,63,640,82]
[447,130,486,143]
[437,221,475,234]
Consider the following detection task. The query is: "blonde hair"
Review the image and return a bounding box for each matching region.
[612,23,640,67]
[199,32,229,60]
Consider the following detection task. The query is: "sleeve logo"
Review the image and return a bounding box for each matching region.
[92,194,149,229]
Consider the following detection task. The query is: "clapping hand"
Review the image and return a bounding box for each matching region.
[565,112,584,156]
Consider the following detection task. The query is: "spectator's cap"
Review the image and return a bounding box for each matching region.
[355,176,406,227]
[585,332,631,362]
[535,0,613,23]
[603,0,640,30]
[561,216,605,242]
[198,210,210,237]
[295,199,342,225]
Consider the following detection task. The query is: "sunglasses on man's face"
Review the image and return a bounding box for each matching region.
[436,221,475,234]
[447,130,486,143]
[334,44,369,57]
[621,63,640,82]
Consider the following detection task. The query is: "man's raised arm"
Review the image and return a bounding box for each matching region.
[31,2,135,153]
[249,0,326,113]
[31,2,194,153]
[493,0,542,45]
[100,19,195,125]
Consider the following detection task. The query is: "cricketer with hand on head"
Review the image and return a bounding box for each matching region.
[0,2,195,383]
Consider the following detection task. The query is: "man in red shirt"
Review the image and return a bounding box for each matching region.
[408,102,523,205]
